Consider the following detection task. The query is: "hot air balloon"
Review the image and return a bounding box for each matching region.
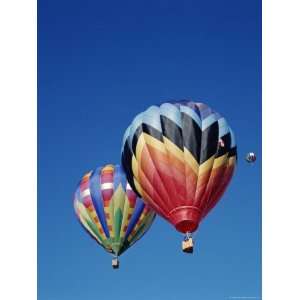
[246,152,256,163]
[73,164,156,268]
[121,100,237,253]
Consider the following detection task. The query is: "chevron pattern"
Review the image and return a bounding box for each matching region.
[121,100,237,233]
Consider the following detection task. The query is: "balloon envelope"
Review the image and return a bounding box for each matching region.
[246,152,256,163]
[74,164,156,256]
[121,101,237,234]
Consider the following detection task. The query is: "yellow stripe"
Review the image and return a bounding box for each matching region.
[143,133,167,154]
[132,158,151,203]
[81,203,107,240]
[120,197,130,239]
[127,226,138,242]
[104,207,113,226]
[133,177,143,196]
[102,164,114,172]
[108,198,115,238]
[138,212,146,224]
[228,156,236,166]
[132,156,139,181]
[76,202,103,244]
[112,184,125,212]
[198,156,215,176]
[162,137,184,163]
[82,171,92,181]
[79,214,102,244]
[127,211,150,243]
[77,202,93,224]
[183,146,199,175]
[212,153,229,169]
[135,135,146,163]
[127,210,147,242]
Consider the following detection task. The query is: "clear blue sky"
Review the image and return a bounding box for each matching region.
[38,1,261,299]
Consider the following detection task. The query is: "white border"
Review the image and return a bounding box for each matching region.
[0,0,37,299]
[1,0,300,299]
[263,0,300,299]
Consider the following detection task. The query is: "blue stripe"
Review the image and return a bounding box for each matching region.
[180,105,202,129]
[114,165,127,192]
[89,167,110,238]
[198,104,213,119]
[202,113,218,130]
[218,117,229,137]
[129,106,162,148]
[129,112,144,147]
[125,198,145,239]
[160,103,182,129]
[229,127,236,147]
[142,106,162,132]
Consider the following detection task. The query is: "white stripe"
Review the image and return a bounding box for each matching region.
[81,189,90,198]
[126,183,132,190]
[101,182,114,190]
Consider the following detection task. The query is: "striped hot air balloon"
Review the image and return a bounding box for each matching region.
[121,100,237,252]
[74,164,156,268]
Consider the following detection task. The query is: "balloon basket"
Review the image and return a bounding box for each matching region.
[182,236,194,254]
[112,257,119,269]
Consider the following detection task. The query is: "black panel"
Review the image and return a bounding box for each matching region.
[228,146,237,158]
[216,132,231,158]
[160,115,183,150]
[131,123,164,155]
[131,125,143,155]
[142,123,164,143]
[181,112,202,163]
[121,141,142,196]
[199,121,219,164]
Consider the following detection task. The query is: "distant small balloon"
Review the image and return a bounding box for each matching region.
[246,152,256,163]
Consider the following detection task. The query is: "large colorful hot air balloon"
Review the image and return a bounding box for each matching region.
[74,164,156,268]
[121,100,237,253]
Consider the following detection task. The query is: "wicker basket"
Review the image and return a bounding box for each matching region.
[182,238,194,253]
[112,258,119,269]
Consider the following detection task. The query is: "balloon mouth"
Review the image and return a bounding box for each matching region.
[168,206,201,234]
[111,242,122,254]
